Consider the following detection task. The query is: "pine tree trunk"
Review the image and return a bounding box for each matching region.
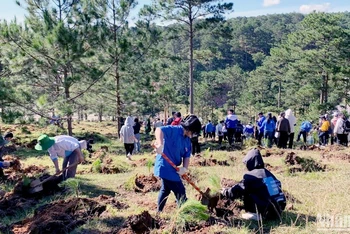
[64,68,73,136]
[278,80,281,108]
[189,5,194,114]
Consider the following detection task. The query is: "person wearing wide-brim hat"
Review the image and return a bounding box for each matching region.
[35,134,84,180]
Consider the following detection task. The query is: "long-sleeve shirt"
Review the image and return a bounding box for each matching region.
[48,135,80,161]
[334,118,344,134]
[320,121,330,132]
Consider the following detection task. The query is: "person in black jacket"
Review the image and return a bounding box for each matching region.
[221,149,286,221]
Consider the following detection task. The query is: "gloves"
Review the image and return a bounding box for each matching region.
[177,167,188,176]
[154,143,164,155]
[221,188,229,197]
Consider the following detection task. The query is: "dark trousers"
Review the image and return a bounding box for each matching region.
[124,143,134,156]
[258,131,264,145]
[278,131,289,149]
[191,138,200,155]
[319,132,327,146]
[297,131,307,143]
[227,128,235,146]
[288,132,295,149]
[223,132,228,141]
[337,134,348,146]
[158,178,186,212]
[62,150,79,180]
[264,131,274,148]
[218,135,223,145]
[0,147,4,178]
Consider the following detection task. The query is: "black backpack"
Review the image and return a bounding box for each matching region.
[263,177,286,220]
[343,120,350,134]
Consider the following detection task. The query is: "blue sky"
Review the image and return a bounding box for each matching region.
[1,0,350,23]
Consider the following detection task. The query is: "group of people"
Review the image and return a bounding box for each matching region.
[318,112,350,146]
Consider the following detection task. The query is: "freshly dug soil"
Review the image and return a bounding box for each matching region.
[215,198,243,218]
[94,194,129,210]
[118,211,158,234]
[321,152,350,162]
[265,163,285,174]
[191,155,230,167]
[11,197,109,234]
[134,174,161,193]
[221,178,238,188]
[195,188,220,212]
[285,152,325,173]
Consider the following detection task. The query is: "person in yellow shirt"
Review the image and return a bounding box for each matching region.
[319,116,330,146]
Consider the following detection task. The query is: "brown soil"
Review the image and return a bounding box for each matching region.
[221,178,238,188]
[283,190,301,204]
[94,194,129,209]
[284,152,326,173]
[321,152,350,162]
[264,149,285,157]
[195,188,220,212]
[190,155,230,167]
[11,197,110,234]
[134,174,161,193]
[118,211,158,234]
[215,198,243,218]
[265,163,285,174]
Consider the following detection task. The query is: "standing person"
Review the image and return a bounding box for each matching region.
[285,109,296,149]
[261,113,276,148]
[216,121,224,145]
[257,112,266,146]
[35,134,84,180]
[133,118,141,153]
[154,115,201,212]
[276,112,290,149]
[171,112,182,126]
[205,120,214,139]
[296,120,312,144]
[167,112,176,125]
[225,109,238,146]
[154,118,163,132]
[272,116,278,146]
[334,113,349,146]
[331,113,339,145]
[243,122,254,139]
[318,116,330,146]
[0,132,14,178]
[222,124,228,141]
[120,116,138,160]
[191,133,201,156]
[145,117,152,136]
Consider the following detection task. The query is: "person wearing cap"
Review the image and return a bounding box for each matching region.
[257,112,266,146]
[221,149,286,221]
[35,135,84,180]
[0,132,14,178]
[154,114,201,212]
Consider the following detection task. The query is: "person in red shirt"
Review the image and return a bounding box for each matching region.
[171,112,182,126]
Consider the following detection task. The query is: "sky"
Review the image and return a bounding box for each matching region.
[1,0,350,23]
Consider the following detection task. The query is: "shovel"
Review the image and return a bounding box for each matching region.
[29,161,80,194]
[153,145,218,208]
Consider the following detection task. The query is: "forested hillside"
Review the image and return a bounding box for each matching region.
[1,0,349,132]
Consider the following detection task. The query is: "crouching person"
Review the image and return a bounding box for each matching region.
[154,115,201,212]
[35,134,84,180]
[221,148,286,221]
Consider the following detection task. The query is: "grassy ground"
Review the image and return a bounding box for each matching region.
[1,121,350,233]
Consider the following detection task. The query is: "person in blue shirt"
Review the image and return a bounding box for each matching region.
[244,122,254,139]
[154,115,202,212]
[257,112,266,146]
[296,121,313,143]
[205,120,214,139]
[225,109,238,146]
[261,113,276,148]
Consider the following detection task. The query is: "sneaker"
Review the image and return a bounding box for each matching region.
[126,153,132,160]
[241,212,260,221]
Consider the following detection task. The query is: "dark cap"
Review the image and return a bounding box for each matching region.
[4,132,13,139]
[181,114,202,135]
[258,112,263,115]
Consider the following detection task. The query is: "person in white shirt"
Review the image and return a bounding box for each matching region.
[35,134,84,180]
[334,113,349,146]
[216,121,224,145]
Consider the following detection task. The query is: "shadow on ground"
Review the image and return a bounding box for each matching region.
[76,177,116,197]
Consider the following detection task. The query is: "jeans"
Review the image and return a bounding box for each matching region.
[319,132,327,146]
[264,131,274,148]
[157,178,186,212]
[297,131,307,143]
[62,150,79,180]
[134,133,141,152]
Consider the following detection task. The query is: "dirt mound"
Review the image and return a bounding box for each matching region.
[11,197,108,234]
[285,152,326,173]
[264,149,284,157]
[94,194,129,210]
[215,198,243,218]
[191,155,230,167]
[135,174,161,193]
[321,152,350,161]
[324,144,346,152]
[221,178,238,188]
[0,194,37,218]
[119,211,158,234]
[265,163,285,174]
[195,188,220,212]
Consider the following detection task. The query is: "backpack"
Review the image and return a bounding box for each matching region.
[343,120,350,134]
[263,177,286,219]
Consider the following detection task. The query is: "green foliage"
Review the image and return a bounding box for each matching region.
[20,126,31,135]
[146,159,154,174]
[208,175,221,195]
[61,178,81,198]
[22,176,31,187]
[171,200,210,232]
[203,147,211,158]
[123,175,136,191]
[92,159,102,173]
[0,110,23,124]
